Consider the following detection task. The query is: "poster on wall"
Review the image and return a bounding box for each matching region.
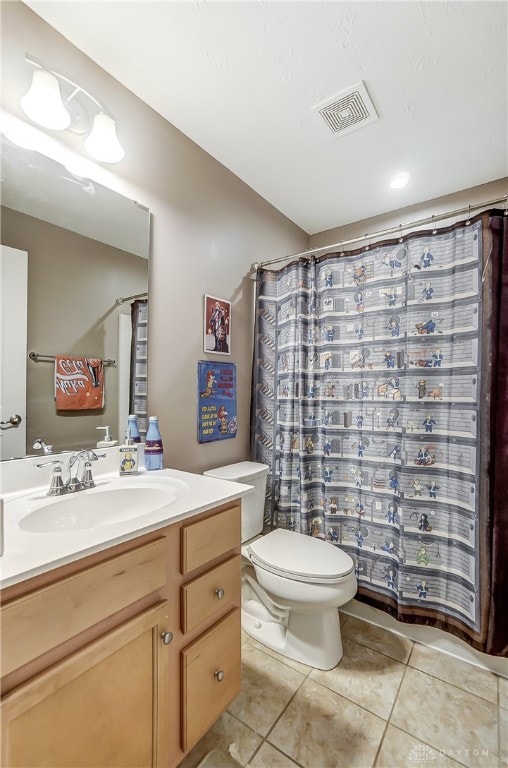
[203,295,231,355]
[197,360,237,443]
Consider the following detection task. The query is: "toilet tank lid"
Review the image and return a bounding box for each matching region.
[204,461,270,482]
[248,529,354,580]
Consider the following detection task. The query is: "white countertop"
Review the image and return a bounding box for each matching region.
[0,466,252,589]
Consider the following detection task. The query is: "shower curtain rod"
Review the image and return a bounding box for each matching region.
[255,194,508,270]
[115,291,148,306]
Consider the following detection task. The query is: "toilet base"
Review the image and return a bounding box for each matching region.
[242,574,344,670]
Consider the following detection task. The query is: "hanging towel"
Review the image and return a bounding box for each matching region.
[55,355,105,410]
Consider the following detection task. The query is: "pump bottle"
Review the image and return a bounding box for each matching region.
[119,429,139,476]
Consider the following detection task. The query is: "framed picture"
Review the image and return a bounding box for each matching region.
[197,361,237,443]
[204,295,231,355]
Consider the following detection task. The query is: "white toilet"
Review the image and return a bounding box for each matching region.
[203,461,357,670]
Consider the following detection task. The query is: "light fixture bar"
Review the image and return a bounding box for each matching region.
[25,55,105,112]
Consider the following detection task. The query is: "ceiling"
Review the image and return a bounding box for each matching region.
[25,1,508,235]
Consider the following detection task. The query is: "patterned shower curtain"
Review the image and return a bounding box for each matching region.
[251,209,507,655]
[129,299,148,439]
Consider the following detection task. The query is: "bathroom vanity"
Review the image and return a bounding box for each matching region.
[0,462,250,767]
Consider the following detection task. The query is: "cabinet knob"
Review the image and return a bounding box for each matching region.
[161,631,173,645]
[214,670,225,682]
[214,587,225,600]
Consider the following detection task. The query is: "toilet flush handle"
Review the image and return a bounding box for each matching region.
[214,587,225,600]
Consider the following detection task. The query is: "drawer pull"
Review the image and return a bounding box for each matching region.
[214,588,225,600]
[214,670,225,682]
[161,631,173,645]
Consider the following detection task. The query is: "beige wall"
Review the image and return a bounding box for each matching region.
[1,206,148,454]
[3,3,505,473]
[309,177,507,252]
[1,2,308,473]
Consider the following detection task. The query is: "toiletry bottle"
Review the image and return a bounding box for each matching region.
[119,429,139,476]
[127,414,141,443]
[96,426,118,447]
[144,416,164,471]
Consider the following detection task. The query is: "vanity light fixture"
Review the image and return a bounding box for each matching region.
[84,113,124,163]
[20,58,125,164]
[21,69,71,130]
[389,172,410,189]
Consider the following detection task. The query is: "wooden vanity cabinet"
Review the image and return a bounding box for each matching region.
[0,500,242,768]
[2,602,170,768]
[179,506,242,752]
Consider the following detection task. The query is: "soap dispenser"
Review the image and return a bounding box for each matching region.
[119,429,139,476]
[96,426,118,447]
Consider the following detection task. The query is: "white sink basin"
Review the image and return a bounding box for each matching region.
[18,477,188,533]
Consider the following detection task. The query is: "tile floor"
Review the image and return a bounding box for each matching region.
[179,614,507,768]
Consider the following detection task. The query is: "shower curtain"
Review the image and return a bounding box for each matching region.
[129,299,148,439]
[251,209,507,655]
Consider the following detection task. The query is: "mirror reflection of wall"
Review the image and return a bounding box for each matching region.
[0,139,150,459]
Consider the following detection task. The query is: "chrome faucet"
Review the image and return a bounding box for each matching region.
[33,437,53,455]
[66,450,105,492]
[36,460,66,496]
[37,450,105,496]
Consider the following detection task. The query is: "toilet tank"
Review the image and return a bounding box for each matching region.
[203,461,269,542]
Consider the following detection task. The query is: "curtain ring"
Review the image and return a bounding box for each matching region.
[431,215,437,235]
[465,205,471,225]
[504,195,508,216]
[398,224,404,243]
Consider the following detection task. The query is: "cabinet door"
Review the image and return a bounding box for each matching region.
[181,608,241,752]
[1,602,170,768]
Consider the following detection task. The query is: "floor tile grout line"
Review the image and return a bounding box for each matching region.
[244,680,309,768]
[382,721,472,768]
[388,665,500,764]
[227,656,311,767]
[240,632,502,767]
[404,662,500,707]
[341,632,414,667]
[370,660,411,768]
[262,665,311,742]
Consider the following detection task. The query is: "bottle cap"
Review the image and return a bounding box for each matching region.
[124,428,133,446]
[149,416,158,421]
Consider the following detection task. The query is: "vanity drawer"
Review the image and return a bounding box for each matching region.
[1,538,166,676]
[180,504,240,575]
[181,608,241,752]
[181,555,240,634]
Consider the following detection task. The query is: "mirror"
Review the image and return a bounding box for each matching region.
[0,135,150,459]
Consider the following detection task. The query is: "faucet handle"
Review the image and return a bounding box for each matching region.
[35,459,63,469]
[81,461,95,489]
[35,461,66,497]
[78,451,106,489]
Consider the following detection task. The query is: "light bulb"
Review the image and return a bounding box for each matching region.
[84,113,125,163]
[20,70,71,130]
[389,173,410,189]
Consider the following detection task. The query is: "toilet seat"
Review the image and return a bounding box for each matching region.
[247,528,354,585]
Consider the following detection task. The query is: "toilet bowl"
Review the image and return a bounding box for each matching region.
[203,462,357,670]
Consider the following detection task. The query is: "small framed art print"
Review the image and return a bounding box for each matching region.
[204,295,231,355]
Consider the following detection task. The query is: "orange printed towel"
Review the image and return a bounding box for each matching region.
[55,356,105,410]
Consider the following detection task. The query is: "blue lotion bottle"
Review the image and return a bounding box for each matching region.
[145,416,164,471]
[127,414,141,443]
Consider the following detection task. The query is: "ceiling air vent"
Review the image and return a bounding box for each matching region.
[314,81,378,137]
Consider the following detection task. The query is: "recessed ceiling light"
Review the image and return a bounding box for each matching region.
[390,173,410,189]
